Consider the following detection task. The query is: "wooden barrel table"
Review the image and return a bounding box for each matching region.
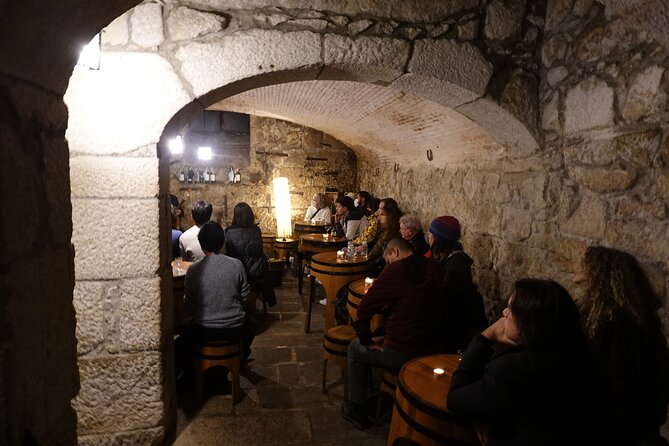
[347,278,382,332]
[297,233,347,295]
[309,251,371,332]
[273,238,296,265]
[293,220,329,238]
[387,354,478,446]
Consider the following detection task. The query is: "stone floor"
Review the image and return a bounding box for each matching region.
[173,270,391,446]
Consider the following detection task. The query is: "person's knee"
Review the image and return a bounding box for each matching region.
[347,338,363,359]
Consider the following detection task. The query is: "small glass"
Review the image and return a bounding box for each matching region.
[364,277,374,292]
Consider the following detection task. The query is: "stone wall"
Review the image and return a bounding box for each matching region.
[0,77,79,444]
[170,116,357,232]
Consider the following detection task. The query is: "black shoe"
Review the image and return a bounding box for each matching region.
[341,401,371,430]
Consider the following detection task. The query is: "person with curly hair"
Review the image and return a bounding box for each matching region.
[574,246,669,446]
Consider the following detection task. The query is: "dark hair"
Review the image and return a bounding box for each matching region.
[430,239,463,262]
[510,278,586,351]
[580,246,660,337]
[336,195,355,211]
[378,199,401,243]
[191,200,213,225]
[357,191,371,203]
[231,202,255,228]
[368,197,381,212]
[384,237,413,254]
[197,221,225,253]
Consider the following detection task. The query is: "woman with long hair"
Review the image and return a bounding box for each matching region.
[365,198,402,276]
[225,202,276,306]
[574,246,669,446]
[428,215,487,353]
[448,279,601,445]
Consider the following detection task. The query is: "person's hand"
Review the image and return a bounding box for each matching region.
[482,318,516,346]
[474,421,489,445]
[367,336,384,351]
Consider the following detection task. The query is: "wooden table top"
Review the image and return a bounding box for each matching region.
[399,354,462,413]
[171,259,193,278]
[299,233,347,245]
[310,250,371,266]
[348,278,367,296]
[294,220,329,230]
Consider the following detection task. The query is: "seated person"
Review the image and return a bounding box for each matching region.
[179,200,212,262]
[171,204,183,260]
[225,202,276,307]
[399,214,429,257]
[333,195,367,240]
[574,246,669,446]
[341,238,440,430]
[366,198,402,277]
[352,197,381,246]
[448,279,601,445]
[183,221,256,360]
[354,191,373,217]
[428,215,487,353]
[304,192,332,223]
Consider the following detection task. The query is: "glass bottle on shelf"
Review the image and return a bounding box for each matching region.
[187,166,194,183]
[210,167,216,183]
[203,168,209,183]
[178,167,185,182]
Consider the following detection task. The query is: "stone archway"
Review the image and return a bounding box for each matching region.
[65,3,543,439]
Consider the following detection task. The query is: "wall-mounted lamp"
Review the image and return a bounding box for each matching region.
[77,33,100,70]
[273,177,292,240]
[170,135,183,154]
[198,146,212,160]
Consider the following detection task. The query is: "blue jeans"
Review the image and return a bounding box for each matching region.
[347,337,419,405]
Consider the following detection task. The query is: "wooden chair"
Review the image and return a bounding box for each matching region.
[194,340,242,404]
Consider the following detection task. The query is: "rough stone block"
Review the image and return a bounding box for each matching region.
[393,39,492,107]
[167,6,227,41]
[65,52,192,154]
[78,427,164,446]
[622,65,665,121]
[289,18,329,31]
[546,0,575,31]
[176,30,321,97]
[541,35,567,67]
[564,76,614,133]
[569,163,637,193]
[547,66,569,86]
[74,281,106,355]
[605,218,669,264]
[130,3,164,48]
[321,35,409,83]
[541,93,560,131]
[72,198,159,280]
[501,206,532,242]
[484,0,526,41]
[74,353,163,434]
[102,14,129,46]
[562,193,607,239]
[115,278,162,352]
[70,156,159,198]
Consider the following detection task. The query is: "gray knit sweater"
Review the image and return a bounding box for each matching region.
[184,254,250,329]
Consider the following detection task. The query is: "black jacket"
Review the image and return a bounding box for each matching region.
[225,225,276,306]
[437,251,487,353]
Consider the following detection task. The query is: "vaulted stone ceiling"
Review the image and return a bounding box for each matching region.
[210,80,505,167]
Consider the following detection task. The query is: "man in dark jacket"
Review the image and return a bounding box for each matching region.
[341,238,440,430]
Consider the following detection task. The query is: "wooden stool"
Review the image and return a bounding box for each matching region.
[322,325,356,396]
[375,368,398,424]
[194,340,242,404]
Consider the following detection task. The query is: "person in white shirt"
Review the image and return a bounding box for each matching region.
[179,200,212,262]
[334,196,368,240]
[303,192,331,223]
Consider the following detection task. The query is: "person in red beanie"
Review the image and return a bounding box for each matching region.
[428,215,488,353]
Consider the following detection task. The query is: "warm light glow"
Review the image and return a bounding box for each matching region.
[170,135,183,154]
[77,34,100,70]
[273,177,292,239]
[197,146,212,160]
[433,368,445,375]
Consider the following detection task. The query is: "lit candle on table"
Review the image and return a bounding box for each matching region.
[433,368,445,375]
[364,277,374,291]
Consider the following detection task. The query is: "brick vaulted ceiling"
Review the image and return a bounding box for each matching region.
[210,80,505,167]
